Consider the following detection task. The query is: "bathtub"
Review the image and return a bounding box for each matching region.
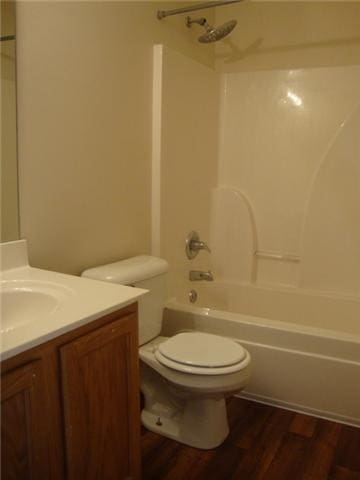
[162,282,360,427]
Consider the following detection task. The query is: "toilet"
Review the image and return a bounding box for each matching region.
[82,256,251,449]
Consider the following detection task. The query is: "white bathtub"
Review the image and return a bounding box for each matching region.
[162,282,360,426]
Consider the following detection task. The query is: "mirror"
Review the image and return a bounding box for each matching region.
[1,0,19,242]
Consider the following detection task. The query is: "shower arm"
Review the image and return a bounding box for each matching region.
[157,0,243,20]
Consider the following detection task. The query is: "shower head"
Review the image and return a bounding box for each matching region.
[199,19,237,43]
[186,16,237,43]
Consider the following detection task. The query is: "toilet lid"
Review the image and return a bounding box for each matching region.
[156,332,246,368]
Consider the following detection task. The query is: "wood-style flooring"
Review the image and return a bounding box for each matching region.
[141,398,360,480]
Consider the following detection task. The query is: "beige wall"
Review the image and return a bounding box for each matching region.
[15,1,215,274]
[215,1,360,73]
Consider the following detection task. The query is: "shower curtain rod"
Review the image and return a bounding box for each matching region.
[157,0,243,20]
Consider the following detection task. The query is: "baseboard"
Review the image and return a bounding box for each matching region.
[236,391,360,428]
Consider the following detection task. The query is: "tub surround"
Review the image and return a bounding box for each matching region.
[156,46,360,303]
[0,240,147,360]
[215,68,360,292]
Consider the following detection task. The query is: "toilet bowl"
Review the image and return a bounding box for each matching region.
[82,256,251,449]
[140,333,251,449]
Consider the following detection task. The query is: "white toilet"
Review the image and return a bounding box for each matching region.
[82,256,251,449]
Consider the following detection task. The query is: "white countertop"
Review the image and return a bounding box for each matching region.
[0,265,147,361]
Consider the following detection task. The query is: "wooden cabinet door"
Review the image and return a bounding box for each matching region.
[60,312,141,480]
[1,361,51,480]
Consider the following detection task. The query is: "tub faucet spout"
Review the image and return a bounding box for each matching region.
[189,270,214,281]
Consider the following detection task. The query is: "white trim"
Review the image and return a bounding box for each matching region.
[151,45,163,257]
[237,391,360,428]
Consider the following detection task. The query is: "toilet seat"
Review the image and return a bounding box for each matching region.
[154,332,249,375]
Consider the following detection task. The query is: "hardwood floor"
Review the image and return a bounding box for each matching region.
[141,398,360,480]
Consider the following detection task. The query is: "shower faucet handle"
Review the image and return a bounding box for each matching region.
[185,231,211,259]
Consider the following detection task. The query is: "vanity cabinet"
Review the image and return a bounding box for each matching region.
[1,304,141,480]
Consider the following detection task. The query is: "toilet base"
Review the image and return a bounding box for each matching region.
[141,396,229,450]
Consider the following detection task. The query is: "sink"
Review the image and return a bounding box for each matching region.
[1,280,75,333]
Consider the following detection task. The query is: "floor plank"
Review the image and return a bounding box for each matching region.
[232,407,294,480]
[289,413,318,438]
[161,445,216,480]
[333,425,360,471]
[298,419,342,480]
[261,431,310,480]
[195,444,245,480]
[330,465,360,480]
[141,398,360,480]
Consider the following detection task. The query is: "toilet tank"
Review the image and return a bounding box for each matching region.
[82,256,169,346]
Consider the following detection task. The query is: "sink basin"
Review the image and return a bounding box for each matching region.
[1,280,75,333]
